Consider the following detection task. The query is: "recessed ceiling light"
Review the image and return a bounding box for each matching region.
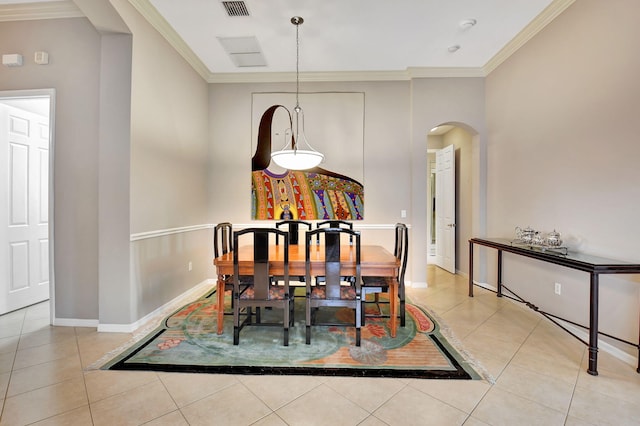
[459,19,477,29]
[448,45,460,53]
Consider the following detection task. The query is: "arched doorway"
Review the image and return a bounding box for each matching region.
[427,122,480,276]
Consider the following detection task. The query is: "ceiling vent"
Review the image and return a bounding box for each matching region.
[222,1,249,17]
[218,36,267,67]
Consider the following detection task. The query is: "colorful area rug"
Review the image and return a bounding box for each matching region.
[102,288,481,379]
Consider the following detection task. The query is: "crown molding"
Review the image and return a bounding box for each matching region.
[207,67,486,84]
[407,67,485,79]
[208,70,408,84]
[127,0,210,80]
[483,0,576,75]
[0,0,83,22]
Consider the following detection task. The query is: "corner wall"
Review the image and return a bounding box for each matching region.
[0,18,102,321]
[485,0,640,357]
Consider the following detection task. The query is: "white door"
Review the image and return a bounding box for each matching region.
[0,102,50,314]
[435,144,456,274]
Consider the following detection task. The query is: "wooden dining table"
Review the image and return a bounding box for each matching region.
[213,243,400,337]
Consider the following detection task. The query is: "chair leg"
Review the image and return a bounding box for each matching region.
[355,300,361,347]
[233,326,239,345]
[400,299,406,327]
[283,300,290,347]
[305,295,311,344]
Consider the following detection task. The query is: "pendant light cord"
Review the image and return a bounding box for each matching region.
[295,20,300,109]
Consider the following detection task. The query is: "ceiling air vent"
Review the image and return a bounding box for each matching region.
[222,1,249,17]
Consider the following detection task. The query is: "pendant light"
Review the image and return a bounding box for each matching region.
[270,16,324,170]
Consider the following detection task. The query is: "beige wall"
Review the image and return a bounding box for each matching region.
[0,18,102,320]
[109,0,212,325]
[411,78,487,285]
[0,2,212,325]
[208,81,412,251]
[208,78,486,287]
[486,0,640,355]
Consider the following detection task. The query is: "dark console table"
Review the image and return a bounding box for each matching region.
[468,237,640,376]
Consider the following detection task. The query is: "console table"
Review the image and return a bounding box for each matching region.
[468,237,640,376]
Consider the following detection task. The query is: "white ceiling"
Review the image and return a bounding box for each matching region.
[146,0,557,75]
[0,0,574,81]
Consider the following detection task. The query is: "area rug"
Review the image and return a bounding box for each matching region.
[102,287,481,380]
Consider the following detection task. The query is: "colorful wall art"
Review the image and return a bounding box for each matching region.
[251,97,364,220]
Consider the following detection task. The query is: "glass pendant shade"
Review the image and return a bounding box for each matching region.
[271,148,324,170]
[270,16,324,171]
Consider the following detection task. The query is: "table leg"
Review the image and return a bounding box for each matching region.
[217,275,225,335]
[497,250,503,297]
[389,281,398,338]
[468,241,474,297]
[588,272,599,375]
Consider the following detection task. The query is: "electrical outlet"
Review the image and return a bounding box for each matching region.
[188,261,193,272]
[401,210,407,218]
[554,282,561,295]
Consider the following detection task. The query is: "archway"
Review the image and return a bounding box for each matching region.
[426,122,482,277]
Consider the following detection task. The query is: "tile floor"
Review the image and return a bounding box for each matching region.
[1,265,640,425]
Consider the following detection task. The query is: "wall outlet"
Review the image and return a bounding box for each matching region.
[188,261,193,272]
[401,209,407,218]
[554,282,561,295]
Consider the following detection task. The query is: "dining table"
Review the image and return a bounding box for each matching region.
[213,243,400,337]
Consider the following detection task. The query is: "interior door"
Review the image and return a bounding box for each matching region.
[435,144,456,273]
[0,102,50,314]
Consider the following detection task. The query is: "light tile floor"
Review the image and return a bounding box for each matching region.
[1,265,639,425]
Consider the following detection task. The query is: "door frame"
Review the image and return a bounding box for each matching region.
[0,88,56,323]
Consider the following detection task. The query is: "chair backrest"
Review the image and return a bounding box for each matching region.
[234,228,289,299]
[394,223,409,285]
[306,227,361,299]
[315,220,354,245]
[275,220,312,245]
[214,222,233,258]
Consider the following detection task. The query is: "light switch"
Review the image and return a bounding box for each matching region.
[2,54,23,67]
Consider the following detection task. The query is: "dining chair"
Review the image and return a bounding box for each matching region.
[315,220,356,285]
[315,220,354,244]
[305,227,362,346]
[213,222,250,315]
[275,220,312,245]
[275,220,312,286]
[362,223,408,327]
[233,228,294,346]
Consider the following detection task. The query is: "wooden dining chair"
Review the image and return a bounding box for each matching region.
[362,223,408,327]
[275,220,312,245]
[275,220,312,286]
[213,222,233,259]
[233,228,294,346]
[214,222,249,315]
[315,220,356,285]
[305,227,362,346]
[315,220,353,244]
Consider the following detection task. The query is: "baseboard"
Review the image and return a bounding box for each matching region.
[53,317,99,327]
[471,280,637,368]
[409,280,428,288]
[97,279,216,333]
